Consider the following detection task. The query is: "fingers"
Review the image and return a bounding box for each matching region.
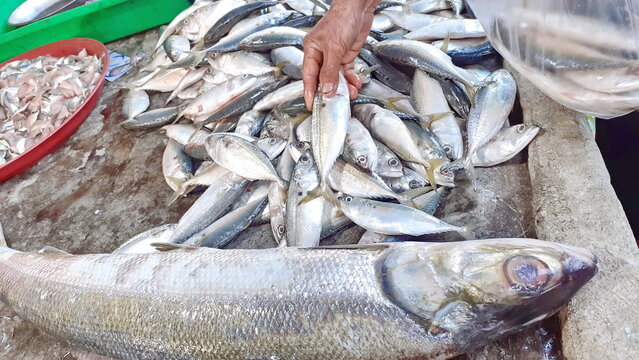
[319,48,344,98]
[342,63,362,90]
[302,45,322,110]
[347,83,358,99]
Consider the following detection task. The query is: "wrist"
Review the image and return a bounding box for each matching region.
[329,0,379,15]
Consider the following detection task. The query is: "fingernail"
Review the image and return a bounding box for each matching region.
[322,82,334,94]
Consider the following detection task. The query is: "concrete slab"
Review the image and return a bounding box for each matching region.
[512,65,639,360]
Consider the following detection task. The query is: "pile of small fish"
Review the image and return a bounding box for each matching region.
[119,0,541,250]
[0,50,102,165]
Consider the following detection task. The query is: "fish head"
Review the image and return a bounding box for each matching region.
[434,162,455,187]
[504,124,540,149]
[256,137,286,160]
[381,239,597,350]
[292,149,318,184]
[288,141,311,162]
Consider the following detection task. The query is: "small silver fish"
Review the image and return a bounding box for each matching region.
[472,124,540,167]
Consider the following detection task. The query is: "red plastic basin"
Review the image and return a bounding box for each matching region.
[0,38,109,182]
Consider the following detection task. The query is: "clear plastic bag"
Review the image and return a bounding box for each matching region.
[466,0,639,119]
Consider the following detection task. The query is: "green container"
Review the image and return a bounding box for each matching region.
[0,0,191,62]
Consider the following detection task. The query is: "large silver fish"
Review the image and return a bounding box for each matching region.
[0,237,597,359]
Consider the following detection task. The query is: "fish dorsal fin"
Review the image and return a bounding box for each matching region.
[38,246,70,255]
[151,242,199,252]
[304,243,393,251]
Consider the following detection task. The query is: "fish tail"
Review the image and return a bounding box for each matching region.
[397,195,417,208]
[457,226,474,240]
[463,83,477,106]
[277,177,289,189]
[192,38,205,51]
[168,184,195,205]
[119,119,136,128]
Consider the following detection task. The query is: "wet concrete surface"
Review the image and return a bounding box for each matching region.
[0,29,557,359]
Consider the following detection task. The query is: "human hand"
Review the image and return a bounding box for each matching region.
[302,0,378,110]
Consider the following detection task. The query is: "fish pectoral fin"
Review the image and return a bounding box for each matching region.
[150,242,198,252]
[298,185,321,206]
[38,246,70,255]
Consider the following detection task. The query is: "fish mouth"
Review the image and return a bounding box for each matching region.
[563,248,599,282]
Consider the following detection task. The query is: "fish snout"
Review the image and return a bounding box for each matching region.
[563,248,599,283]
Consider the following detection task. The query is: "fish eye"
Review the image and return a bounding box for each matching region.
[441,169,452,176]
[295,142,305,149]
[443,145,452,154]
[344,196,353,203]
[409,180,420,189]
[300,156,309,163]
[357,155,367,165]
[277,225,286,236]
[268,138,276,144]
[388,158,399,166]
[516,124,526,133]
[504,255,551,293]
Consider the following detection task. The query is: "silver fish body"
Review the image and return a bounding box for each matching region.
[235,109,267,137]
[162,139,193,192]
[270,46,304,79]
[113,224,177,254]
[286,150,324,247]
[311,72,351,192]
[339,195,465,236]
[430,113,464,160]
[404,19,484,40]
[180,74,257,122]
[466,69,517,165]
[170,170,250,244]
[121,107,178,131]
[381,10,448,31]
[329,159,407,203]
[343,117,378,171]
[163,35,191,62]
[373,39,480,89]
[183,195,268,248]
[254,80,304,111]
[206,133,286,187]
[373,140,404,178]
[385,167,429,193]
[121,90,150,120]
[238,26,307,52]
[472,124,540,167]
[0,239,596,359]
